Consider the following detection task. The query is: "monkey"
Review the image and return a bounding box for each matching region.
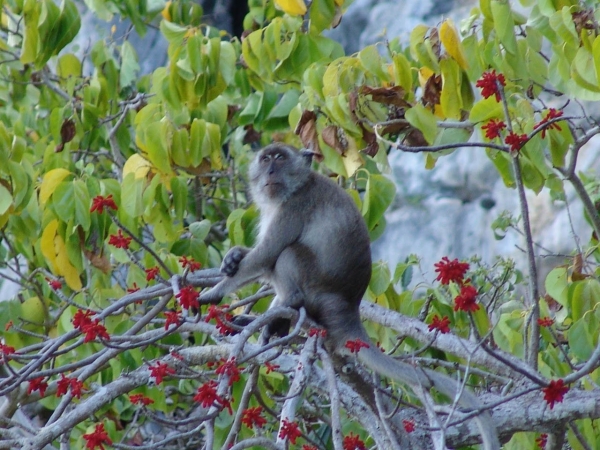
[200,143,500,449]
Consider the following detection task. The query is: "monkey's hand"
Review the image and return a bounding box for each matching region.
[220,246,250,277]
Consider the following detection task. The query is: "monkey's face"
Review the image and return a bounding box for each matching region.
[249,144,311,202]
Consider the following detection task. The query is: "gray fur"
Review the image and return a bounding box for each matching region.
[200,144,499,449]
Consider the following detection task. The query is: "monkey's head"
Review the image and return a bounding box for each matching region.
[249,144,312,204]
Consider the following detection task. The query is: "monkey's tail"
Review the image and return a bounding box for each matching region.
[355,338,500,450]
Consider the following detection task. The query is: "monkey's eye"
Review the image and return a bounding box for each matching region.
[274,153,285,160]
[261,155,270,163]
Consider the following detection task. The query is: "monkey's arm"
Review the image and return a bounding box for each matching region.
[199,214,303,304]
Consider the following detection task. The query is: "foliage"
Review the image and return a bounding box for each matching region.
[2,0,600,448]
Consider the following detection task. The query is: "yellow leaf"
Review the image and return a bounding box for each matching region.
[41,219,59,274]
[334,0,344,5]
[274,0,307,16]
[440,19,469,70]
[39,168,71,205]
[161,1,172,21]
[418,67,435,89]
[342,136,363,177]
[54,233,82,291]
[123,154,151,180]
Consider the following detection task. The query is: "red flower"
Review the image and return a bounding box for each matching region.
[164,310,181,330]
[148,361,175,385]
[194,380,222,408]
[204,305,236,335]
[279,419,302,444]
[82,320,110,343]
[0,343,16,356]
[542,379,568,409]
[56,374,84,399]
[216,357,241,385]
[454,285,480,312]
[72,309,94,330]
[344,338,370,354]
[265,362,280,374]
[83,423,112,450]
[504,131,528,152]
[176,286,199,310]
[454,285,479,312]
[343,432,367,450]
[145,266,160,281]
[535,433,548,449]
[534,108,563,138]
[90,194,118,214]
[308,327,327,337]
[5,320,13,331]
[28,377,48,397]
[129,393,154,406]
[241,406,267,428]
[302,446,318,450]
[108,229,132,249]
[46,277,62,290]
[434,257,469,285]
[402,419,416,432]
[476,70,506,102]
[127,282,140,294]
[537,317,554,327]
[481,118,506,140]
[428,315,451,333]
[179,256,202,272]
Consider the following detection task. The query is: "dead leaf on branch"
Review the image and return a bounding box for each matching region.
[360,85,410,108]
[295,110,323,161]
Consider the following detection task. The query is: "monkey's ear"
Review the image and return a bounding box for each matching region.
[300,148,316,166]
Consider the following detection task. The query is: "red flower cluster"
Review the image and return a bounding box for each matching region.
[83,423,112,450]
[90,194,117,214]
[72,310,110,342]
[534,108,563,138]
[241,406,267,428]
[193,380,230,413]
[308,327,327,338]
[344,338,370,354]
[148,361,175,385]
[481,118,506,140]
[56,374,84,399]
[402,419,415,432]
[542,379,568,409]
[343,432,367,450]
[454,285,480,312]
[215,357,241,385]
[535,433,548,449]
[428,315,451,334]
[179,255,202,272]
[129,393,154,406]
[434,257,469,285]
[505,131,528,152]
[0,343,16,357]
[27,377,48,397]
[176,286,199,310]
[46,277,62,290]
[82,320,110,343]
[537,317,554,327]
[302,446,318,450]
[127,282,140,294]
[279,419,302,444]
[108,229,132,249]
[164,310,181,330]
[145,266,160,281]
[204,304,236,335]
[476,70,506,102]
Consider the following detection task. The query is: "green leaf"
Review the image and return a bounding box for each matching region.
[405,104,438,144]
[545,267,569,307]
[568,278,600,322]
[73,180,91,232]
[440,58,462,119]
[370,261,391,296]
[548,119,573,167]
[51,181,75,223]
[568,317,596,361]
[120,41,140,89]
[121,173,145,218]
[490,0,517,55]
[0,184,12,215]
[358,45,390,82]
[160,20,188,46]
[189,220,211,240]
[362,174,396,232]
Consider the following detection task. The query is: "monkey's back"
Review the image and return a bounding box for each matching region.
[284,172,372,334]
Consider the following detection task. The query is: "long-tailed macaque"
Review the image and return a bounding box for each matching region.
[200,143,500,449]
